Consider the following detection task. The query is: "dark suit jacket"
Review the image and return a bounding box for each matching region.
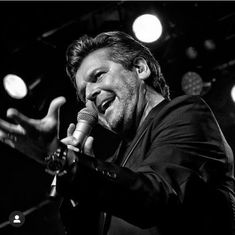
[59,95,235,235]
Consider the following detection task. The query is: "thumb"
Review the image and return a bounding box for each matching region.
[46,96,66,120]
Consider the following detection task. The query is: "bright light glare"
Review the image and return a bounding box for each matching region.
[231,85,235,103]
[3,74,28,99]
[132,14,162,43]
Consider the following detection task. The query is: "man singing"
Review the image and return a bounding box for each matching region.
[0,31,234,235]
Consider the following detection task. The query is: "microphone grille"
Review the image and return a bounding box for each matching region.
[77,108,98,125]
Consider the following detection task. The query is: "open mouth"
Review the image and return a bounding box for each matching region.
[98,97,115,114]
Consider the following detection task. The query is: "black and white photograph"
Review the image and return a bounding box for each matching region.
[0,1,234,235]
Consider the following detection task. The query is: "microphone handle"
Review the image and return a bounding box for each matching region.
[73,120,93,150]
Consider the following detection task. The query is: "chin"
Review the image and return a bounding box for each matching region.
[100,106,129,133]
[103,118,122,134]
[98,116,117,132]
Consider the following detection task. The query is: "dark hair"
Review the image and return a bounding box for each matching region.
[66,31,170,100]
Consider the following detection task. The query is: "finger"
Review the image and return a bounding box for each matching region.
[67,145,80,152]
[0,130,16,148]
[46,96,66,119]
[61,136,73,145]
[3,138,15,148]
[83,136,94,157]
[61,136,78,146]
[67,123,75,137]
[0,130,7,141]
[0,118,24,134]
[6,108,33,130]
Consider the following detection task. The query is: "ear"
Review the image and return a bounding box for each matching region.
[133,57,151,80]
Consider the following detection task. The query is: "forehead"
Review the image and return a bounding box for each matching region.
[76,48,111,79]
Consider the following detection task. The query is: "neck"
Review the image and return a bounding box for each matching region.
[137,86,164,130]
[122,85,164,143]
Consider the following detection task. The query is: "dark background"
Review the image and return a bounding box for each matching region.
[0,1,235,234]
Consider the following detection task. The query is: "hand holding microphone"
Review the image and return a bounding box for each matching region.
[46,108,97,197]
[65,108,98,155]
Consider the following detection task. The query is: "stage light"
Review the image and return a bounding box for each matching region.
[204,39,216,51]
[181,71,214,96]
[181,71,204,95]
[132,14,162,43]
[185,46,198,59]
[3,74,28,99]
[231,85,235,103]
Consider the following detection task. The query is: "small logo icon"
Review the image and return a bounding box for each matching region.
[9,211,25,227]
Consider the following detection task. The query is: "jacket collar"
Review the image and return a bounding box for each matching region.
[116,98,169,166]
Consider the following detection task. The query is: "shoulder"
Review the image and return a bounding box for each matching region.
[165,95,209,113]
[149,95,219,141]
[151,95,212,124]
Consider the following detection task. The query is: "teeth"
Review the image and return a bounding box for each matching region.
[100,98,114,113]
[101,100,110,112]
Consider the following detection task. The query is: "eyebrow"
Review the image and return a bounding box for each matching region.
[86,67,106,81]
[76,68,100,102]
[87,70,97,80]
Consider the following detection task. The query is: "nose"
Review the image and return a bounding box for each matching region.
[86,83,101,102]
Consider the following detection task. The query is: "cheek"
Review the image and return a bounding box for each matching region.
[75,78,87,100]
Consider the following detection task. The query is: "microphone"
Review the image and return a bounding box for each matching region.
[48,108,97,199]
[72,107,98,152]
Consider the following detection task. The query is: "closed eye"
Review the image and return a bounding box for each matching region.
[95,71,105,81]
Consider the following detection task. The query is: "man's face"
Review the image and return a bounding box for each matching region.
[75,48,144,134]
